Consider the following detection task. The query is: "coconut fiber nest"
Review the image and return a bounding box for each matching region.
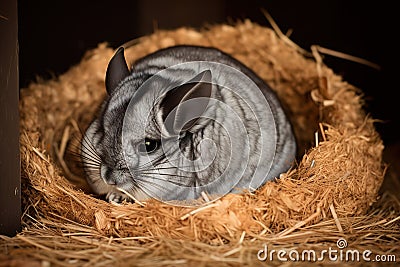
[1,20,399,266]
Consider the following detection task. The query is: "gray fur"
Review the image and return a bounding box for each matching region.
[81,45,296,205]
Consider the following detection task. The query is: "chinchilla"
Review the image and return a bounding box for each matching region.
[81,45,296,206]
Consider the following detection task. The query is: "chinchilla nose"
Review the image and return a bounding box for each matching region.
[100,164,116,185]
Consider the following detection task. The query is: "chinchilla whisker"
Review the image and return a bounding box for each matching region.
[80,157,101,168]
[81,137,101,159]
[81,162,101,169]
[145,146,182,167]
[140,172,194,179]
[151,155,175,166]
[82,162,101,168]
[137,157,184,171]
[59,135,86,162]
[136,154,167,170]
[137,174,190,187]
[80,148,100,164]
[81,161,101,168]
[81,150,102,166]
[81,133,100,151]
[81,148,100,161]
[136,174,178,182]
[133,178,166,194]
[80,152,101,163]
[142,165,191,171]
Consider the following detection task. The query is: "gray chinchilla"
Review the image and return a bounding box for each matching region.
[81,45,296,205]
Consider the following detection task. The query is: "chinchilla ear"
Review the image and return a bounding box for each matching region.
[161,70,212,135]
[105,47,130,95]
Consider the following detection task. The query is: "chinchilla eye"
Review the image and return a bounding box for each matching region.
[138,138,160,154]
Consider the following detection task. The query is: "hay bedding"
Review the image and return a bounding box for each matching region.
[1,20,399,266]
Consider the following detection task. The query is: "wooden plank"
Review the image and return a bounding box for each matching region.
[0,0,21,236]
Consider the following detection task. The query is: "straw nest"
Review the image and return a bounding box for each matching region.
[2,20,399,266]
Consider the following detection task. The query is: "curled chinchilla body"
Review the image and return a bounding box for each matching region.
[81,45,296,205]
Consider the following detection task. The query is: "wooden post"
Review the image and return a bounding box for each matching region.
[0,0,21,236]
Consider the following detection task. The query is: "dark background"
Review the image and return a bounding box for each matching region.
[18,1,398,169]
